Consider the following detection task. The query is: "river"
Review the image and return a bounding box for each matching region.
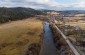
[40,22,57,55]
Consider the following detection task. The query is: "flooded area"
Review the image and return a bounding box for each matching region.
[40,22,57,55]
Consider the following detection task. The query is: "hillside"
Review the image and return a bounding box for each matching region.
[57,10,85,16]
[39,9,85,16]
[39,9,57,13]
[0,7,44,23]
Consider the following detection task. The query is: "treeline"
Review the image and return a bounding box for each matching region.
[0,7,44,23]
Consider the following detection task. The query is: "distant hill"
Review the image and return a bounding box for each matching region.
[39,9,57,13]
[39,9,85,15]
[57,10,85,15]
[0,7,44,23]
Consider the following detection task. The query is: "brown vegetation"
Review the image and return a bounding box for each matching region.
[49,23,74,55]
[0,18,44,55]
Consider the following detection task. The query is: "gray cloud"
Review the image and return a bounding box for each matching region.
[0,0,85,10]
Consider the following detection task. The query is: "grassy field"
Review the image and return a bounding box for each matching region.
[0,18,43,55]
[65,22,85,30]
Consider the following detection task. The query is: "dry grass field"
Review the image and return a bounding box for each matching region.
[65,22,85,30]
[63,17,85,29]
[0,18,43,55]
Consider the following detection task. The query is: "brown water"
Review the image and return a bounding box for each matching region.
[40,22,57,55]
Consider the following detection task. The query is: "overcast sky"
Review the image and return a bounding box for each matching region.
[0,0,85,10]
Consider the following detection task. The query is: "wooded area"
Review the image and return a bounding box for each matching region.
[0,7,44,23]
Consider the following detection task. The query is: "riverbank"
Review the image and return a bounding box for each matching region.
[49,23,73,55]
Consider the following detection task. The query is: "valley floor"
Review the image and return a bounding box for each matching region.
[0,18,44,55]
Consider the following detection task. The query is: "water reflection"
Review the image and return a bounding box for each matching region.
[40,22,57,55]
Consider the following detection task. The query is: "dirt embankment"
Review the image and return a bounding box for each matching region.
[49,23,73,55]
